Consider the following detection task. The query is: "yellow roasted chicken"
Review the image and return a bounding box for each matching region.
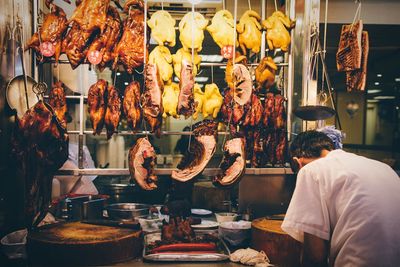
[203,83,223,119]
[179,12,209,52]
[237,10,262,55]
[207,10,237,48]
[262,11,295,52]
[172,48,202,79]
[147,10,176,47]
[162,82,180,118]
[149,46,174,84]
[193,84,204,120]
[255,56,278,91]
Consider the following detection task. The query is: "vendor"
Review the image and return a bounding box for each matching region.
[282,131,400,267]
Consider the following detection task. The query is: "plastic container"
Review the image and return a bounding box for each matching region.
[1,229,28,259]
[218,221,252,246]
[215,212,238,223]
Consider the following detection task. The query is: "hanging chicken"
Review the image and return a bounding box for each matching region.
[255,56,278,92]
[237,10,262,55]
[207,10,237,49]
[179,12,209,52]
[48,82,67,128]
[104,85,121,139]
[147,10,176,47]
[113,0,148,74]
[68,0,110,34]
[225,52,247,90]
[123,81,142,131]
[177,60,195,118]
[26,3,68,64]
[203,83,223,119]
[162,82,180,118]
[172,48,201,79]
[87,79,107,135]
[149,46,173,84]
[193,84,204,120]
[262,11,295,52]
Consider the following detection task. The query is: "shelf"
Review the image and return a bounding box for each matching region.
[67,130,231,136]
[56,167,293,176]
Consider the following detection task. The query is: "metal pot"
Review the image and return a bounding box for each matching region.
[98,183,137,203]
[106,203,151,221]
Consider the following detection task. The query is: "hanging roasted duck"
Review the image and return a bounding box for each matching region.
[11,101,68,229]
[177,60,195,118]
[48,82,68,128]
[87,79,107,135]
[123,81,142,130]
[255,57,278,92]
[104,84,121,139]
[171,120,218,182]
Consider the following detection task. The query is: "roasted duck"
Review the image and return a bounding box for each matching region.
[147,10,176,47]
[149,46,174,83]
[177,60,195,118]
[202,83,223,119]
[171,120,218,182]
[237,10,262,55]
[128,138,157,190]
[172,48,202,79]
[336,20,363,72]
[87,6,122,70]
[26,4,68,63]
[68,0,110,34]
[113,1,147,74]
[48,82,67,128]
[262,11,295,52]
[179,12,209,52]
[104,85,121,139]
[162,82,180,118]
[255,57,278,91]
[225,53,247,90]
[87,79,107,135]
[213,138,246,187]
[11,101,68,228]
[123,81,142,130]
[207,10,237,48]
[142,64,164,135]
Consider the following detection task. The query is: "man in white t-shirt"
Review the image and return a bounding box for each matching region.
[282,130,400,267]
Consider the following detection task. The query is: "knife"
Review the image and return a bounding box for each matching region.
[82,219,141,230]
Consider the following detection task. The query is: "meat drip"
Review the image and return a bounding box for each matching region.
[48,82,68,128]
[171,120,218,182]
[26,3,68,63]
[123,81,142,131]
[213,137,246,187]
[128,138,157,190]
[113,0,148,74]
[177,60,195,118]
[87,79,107,135]
[104,85,121,139]
[142,64,164,136]
[11,101,68,228]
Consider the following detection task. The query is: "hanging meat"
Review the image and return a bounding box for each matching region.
[207,10,237,49]
[236,10,262,55]
[161,217,196,243]
[172,48,202,79]
[87,79,107,135]
[243,94,263,127]
[193,84,204,120]
[255,57,278,92]
[113,0,147,74]
[86,6,122,71]
[263,92,275,128]
[171,120,218,182]
[275,130,287,165]
[162,82,180,118]
[142,64,164,136]
[336,20,363,72]
[128,138,157,190]
[149,46,174,83]
[11,101,68,228]
[179,12,209,52]
[68,0,110,34]
[147,10,176,47]
[273,94,286,129]
[104,85,121,139]
[225,53,247,90]
[262,11,295,52]
[346,31,369,91]
[26,3,68,64]
[123,81,142,130]
[177,60,195,118]
[213,138,246,187]
[48,82,67,128]
[202,83,223,119]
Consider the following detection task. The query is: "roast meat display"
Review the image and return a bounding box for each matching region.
[262,11,295,52]
[48,82,68,128]
[177,60,196,118]
[237,10,262,55]
[178,12,209,52]
[104,84,121,139]
[147,10,176,47]
[87,79,107,135]
[207,10,237,49]
[149,46,174,83]
[255,57,278,92]
[162,82,180,118]
[68,0,110,34]
[123,81,142,131]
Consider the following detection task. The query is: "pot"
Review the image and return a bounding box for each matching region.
[106,203,151,221]
[99,183,137,203]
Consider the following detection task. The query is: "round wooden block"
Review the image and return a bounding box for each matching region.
[251,218,302,267]
[27,222,143,266]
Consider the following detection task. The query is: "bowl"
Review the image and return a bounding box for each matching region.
[1,229,28,259]
[106,203,151,221]
[219,221,252,246]
[215,212,238,223]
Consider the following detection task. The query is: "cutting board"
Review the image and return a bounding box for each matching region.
[251,217,302,267]
[27,222,143,266]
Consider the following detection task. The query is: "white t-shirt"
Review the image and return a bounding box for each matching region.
[282,149,400,267]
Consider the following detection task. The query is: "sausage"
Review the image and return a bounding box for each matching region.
[150,243,217,254]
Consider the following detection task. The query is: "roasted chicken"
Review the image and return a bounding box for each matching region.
[172,48,202,79]
[225,53,247,90]
[123,81,142,130]
[142,64,164,136]
[147,10,176,47]
[149,46,174,83]
[172,120,218,182]
[262,11,295,52]
[26,4,68,63]
[48,82,67,128]
[193,83,204,120]
[237,10,262,55]
[104,85,121,139]
[88,79,107,135]
[207,10,237,48]
[203,83,223,119]
[162,82,180,118]
[68,0,110,34]
[179,12,209,52]
[128,138,158,190]
[255,56,277,91]
[177,60,195,118]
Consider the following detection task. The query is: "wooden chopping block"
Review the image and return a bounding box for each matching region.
[251,217,302,267]
[27,222,143,266]
[192,181,232,211]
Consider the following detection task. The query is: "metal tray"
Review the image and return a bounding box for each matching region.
[143,230,230,262]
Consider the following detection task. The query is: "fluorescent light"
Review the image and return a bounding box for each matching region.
[200,55,223,62]
[395,78,400,82]
[124,82,129,85]
[189,0,202,5]
[374,82,380,86]
[374,96,395,100]
[195,77,209,82]
[376,74,382,77]
[219,66,226,69]
[367,99,379,103]
[116,72,121,76]
[367,89,382,94]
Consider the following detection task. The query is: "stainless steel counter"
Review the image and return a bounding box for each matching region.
[112,259,242,267]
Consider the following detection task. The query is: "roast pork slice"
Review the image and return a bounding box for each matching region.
[213,137,246,187]
[177,59,195,118]
[128,138,158,190]
[233,64,252,106]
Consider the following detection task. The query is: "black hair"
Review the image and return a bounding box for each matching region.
[290,130,334,159]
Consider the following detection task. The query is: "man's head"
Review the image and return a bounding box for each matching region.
[290,130,335,172]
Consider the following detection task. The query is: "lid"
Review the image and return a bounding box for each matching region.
[6,75,39,117]
[294,105,336,121]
